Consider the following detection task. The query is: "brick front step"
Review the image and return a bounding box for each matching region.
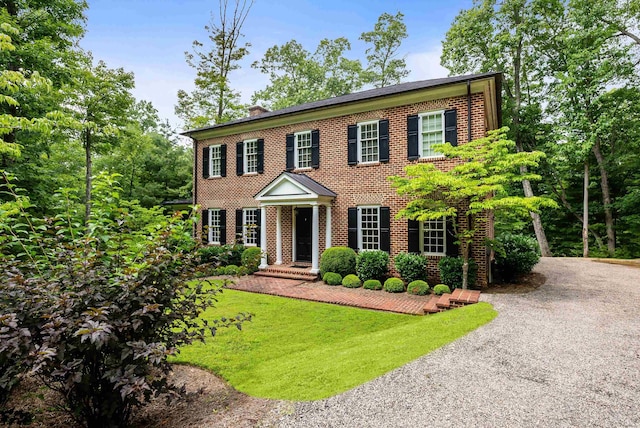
[254,268,318,282]
[450,288,481,304]
[424,289,481,315]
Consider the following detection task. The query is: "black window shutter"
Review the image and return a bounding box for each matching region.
[311,129,320,168]
[255,209,261,247]
[408,219,420,253]
[236,142,243,175]
[407,115,419,160]
[202,146,210,178]
[286,134,295,171]
[348,207,358,250]
[380,206,390,253]
[347,124,358,165]
[379,119,389,163]
[220,144,227,177]
[202,209,210,243]
[257,138,265,173]
[445,217,459,257]
[444,109,458,147]
[219,209,227,245]
[235,209,243,243]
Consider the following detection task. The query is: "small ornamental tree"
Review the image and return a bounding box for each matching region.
[389,127,556,289]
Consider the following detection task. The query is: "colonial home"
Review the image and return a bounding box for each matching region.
[183,72,502,287]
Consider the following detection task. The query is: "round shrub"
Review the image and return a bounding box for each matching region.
[241,247,262,273]
[342,274,362,288]
[223,264,239,275]
[356,250,389,281]
[323,272,342,286]
[407,280,430,295]
[320,247,357,278]
[433,284,451,295]
[394,252,428,283]
[363,279,383,290]
[236,266,249,276]
[494,233,540,281]
[438,257,478,289]
[383,277,405,293]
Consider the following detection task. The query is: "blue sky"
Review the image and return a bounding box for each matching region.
[81,0,473,129]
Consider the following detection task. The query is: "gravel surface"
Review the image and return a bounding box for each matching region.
[272,258,640,428]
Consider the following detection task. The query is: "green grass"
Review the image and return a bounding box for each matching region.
[171,288,497,401]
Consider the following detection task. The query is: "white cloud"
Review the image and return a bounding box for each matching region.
[405,45,450,81]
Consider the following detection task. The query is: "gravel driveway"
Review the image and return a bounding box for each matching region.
[273,258,640,427]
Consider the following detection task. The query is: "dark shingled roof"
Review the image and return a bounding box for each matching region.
[182,72,501,136]
[255,172,337,199]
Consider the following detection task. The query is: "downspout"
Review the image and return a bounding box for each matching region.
[467,80,472,142]
[191,136,198,239]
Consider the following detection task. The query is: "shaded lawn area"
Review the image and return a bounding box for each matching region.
[171,288,497,401]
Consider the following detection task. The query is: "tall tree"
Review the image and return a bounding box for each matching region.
[251,38,364,110]
[441,0,555,256]
[360,12,409,88]
[176,0,253,129]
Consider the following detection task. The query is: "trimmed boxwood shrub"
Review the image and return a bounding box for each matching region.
[323,272,342,286]
[407,280,430,295]
[394,252,428,283]
[197,244,244,266]
[433,284,451,295]
[241,247,262,273]
[356,250,389,281]
[494,233,540,281]
[383,277,405,293]
[342,274,362,288]
[223,264,240,275]
[438,257,478,289]
[320,247,357,278]
[363,279,383,290]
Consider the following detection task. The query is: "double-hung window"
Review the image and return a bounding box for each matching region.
[420,217,446,255]
[295,131,312,169]
[348,120,389,165]
[348,206,391,253]
[358,121,379,163]
[243,208,258,246]
[244,139,258,174]
[359,206,380,250]
[209,145,222,177]
[419,111,445,158]
[208,209,221,244]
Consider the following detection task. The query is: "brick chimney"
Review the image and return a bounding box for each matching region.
[248,105,269,117]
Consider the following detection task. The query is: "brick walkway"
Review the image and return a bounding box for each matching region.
[225,275,435,315]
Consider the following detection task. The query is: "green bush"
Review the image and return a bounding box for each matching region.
[383,277,405,293]
[493,233,540,281]
[433,284,451,295]
[320,247,357,278]
[197,243,245,266]
[407,280,430,295]
[363,279,383,290]
[224,264,240,275]
[342,274,362,288]
[356,250,389,281]
[241,247,262,273]
[394,252,428,283]
[323,272,343,286]
[438,257,478,289]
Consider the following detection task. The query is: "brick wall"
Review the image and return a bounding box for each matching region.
[196,93,492,286]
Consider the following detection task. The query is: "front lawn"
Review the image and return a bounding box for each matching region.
[171,288,496,401]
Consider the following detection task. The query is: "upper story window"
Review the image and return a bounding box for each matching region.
[348,120,389,165]
[244,139,258,173]
[420,217,446,255]
[407,109,457,161]
[358,121,379,163]
[202,144,226,178]
[419,111,445,158]
[286,130,320,171]
[236,139,264,175]
[295,131,312,168]
[209,145,222,177]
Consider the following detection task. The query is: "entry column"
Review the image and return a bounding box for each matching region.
[275,206,283,265]
[311,204,320,274]
[259,205,268,269]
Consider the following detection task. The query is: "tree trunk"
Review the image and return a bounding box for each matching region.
[591,140,615,256]
[583,161,589,257]
[461,240,469,290]
[84,129,92,223]
[520,166,553,256]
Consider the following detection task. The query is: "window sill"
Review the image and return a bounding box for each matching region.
[242,172,259,177]
[355,162,381,168]
[206,175,223,180]
[423,253,446,258]
[418,156,446,162]
[293,167,313,172]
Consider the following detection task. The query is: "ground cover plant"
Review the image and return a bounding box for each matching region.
[172,290,497,400]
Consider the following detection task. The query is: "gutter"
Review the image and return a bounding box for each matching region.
[467,80,472,142]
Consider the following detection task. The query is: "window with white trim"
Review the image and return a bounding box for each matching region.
[419,111,445,158]
[420,217,446,255]
[295,131,312,168]
[243,208,258,246]
[244,139,258,173]
[359,206,380,251]
[208,209,221,244]
[358,121,379,163]
[209,145,222,177]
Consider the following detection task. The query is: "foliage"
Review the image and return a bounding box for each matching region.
[323,272,342,286]
[355,250,389,281]
[224,264,240,275]
[438,257,477,290]
[0,173,249,427]
[320,246,357,278]
[433,284,451,295]
[493,233,540,282]
[383,277,405,293]
[394,252,428,283]
[241,247,262,273]
[390,127,556,288]
[341,274,362,288]
[359,11,409,88]
[173,290,497,400]
[197,244,244,266]
[407,280,430,296]
[363,279,383,290]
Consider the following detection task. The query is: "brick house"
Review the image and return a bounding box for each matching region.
[183,72,502,287]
